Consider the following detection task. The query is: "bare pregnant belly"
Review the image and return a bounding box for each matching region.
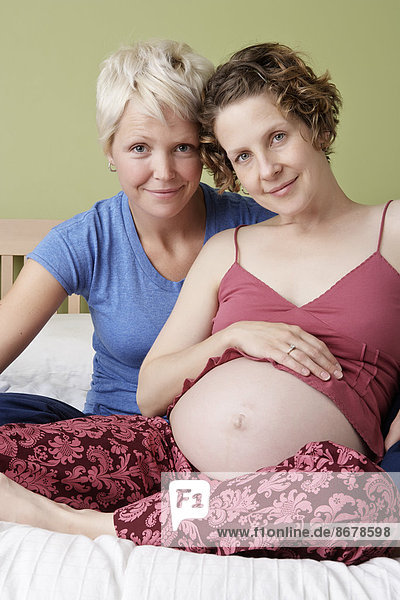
[170,358,367,477]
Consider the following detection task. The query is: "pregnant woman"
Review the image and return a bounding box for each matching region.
[0,42,399,566]
[138,42,399,474]
[138,41,400,551]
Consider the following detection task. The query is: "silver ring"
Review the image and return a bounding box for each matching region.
[287,344,296,355]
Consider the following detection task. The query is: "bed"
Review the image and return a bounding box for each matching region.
[0,220,400,600]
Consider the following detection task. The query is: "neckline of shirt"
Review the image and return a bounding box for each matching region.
[120,183,215,290]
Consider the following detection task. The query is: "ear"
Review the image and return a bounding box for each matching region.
[319,131,331,152]
[106,149,117,172]
[106,149,114,164]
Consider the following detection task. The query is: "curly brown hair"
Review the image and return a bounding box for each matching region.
[200,42,342,193]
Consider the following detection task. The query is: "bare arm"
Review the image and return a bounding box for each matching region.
[0,259,68,372]
[137,230,342,417]
[137,233,232,417]
[379,200,400,452]
[385,413,400,452]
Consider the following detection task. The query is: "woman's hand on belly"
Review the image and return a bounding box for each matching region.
[227,320,343,381]
[171,359,366,475]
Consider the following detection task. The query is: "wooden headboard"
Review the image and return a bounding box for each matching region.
[0,219,82,313]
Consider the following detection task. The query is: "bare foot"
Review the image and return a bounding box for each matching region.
[0,473,60,529]
[0,473,116,538]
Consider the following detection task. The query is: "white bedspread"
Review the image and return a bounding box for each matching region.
[0,314,94,411]
[0,522,399,600]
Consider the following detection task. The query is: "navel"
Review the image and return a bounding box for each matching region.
[232,413,246,430]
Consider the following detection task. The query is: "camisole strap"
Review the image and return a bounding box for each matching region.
[233,225,245,263]
[377,200,393,252]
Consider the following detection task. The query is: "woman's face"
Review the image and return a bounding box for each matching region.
[214,93,328,218]
[108,99,203,221]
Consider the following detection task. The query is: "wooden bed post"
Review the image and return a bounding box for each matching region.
[0,255,13,297]
[0,219,83,314]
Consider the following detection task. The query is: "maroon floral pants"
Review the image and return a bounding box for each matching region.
[0,414,398,565]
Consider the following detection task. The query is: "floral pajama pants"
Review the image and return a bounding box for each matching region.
[0,414,398,566]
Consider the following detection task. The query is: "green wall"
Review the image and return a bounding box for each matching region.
[1,0,399,218]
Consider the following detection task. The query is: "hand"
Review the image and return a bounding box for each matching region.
[385,411,400,452]
[226,321,343,381]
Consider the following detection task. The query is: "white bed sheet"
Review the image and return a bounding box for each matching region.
[0,314,400,599]
[0,314,94,411]
[0,522,400,600]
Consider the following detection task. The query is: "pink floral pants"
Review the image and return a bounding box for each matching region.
[0,414,398,565]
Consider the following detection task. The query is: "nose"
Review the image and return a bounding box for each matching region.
[153,152,175,181]
[257,151,281,180]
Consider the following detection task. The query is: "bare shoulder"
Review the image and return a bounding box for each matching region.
[201,226,243,261]
[385,198,400,220]
[199,220,277,273]
[357,199,400,230]
[233,217,278,246]
[203,226,237,247]
[378,199,400,269]
[380,199,400,234]
[185,227,239,285]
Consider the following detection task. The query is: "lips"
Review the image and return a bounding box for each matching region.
[144,186,184,199]
[268,177,298,195]
[147,188,181,194]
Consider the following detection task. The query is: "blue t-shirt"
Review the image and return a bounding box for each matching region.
[28,183,274,415]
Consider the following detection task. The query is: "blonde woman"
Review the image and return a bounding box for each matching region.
[0,39,273,423]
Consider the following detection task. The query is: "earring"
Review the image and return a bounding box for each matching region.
[241,185,249,195]
[108,162,117,173]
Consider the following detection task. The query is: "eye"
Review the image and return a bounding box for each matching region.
[175,144,192,153]
[131,144,148,154]
[235,152,251,164]
[272,132,285,144]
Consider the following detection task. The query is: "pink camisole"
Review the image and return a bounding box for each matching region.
[172,202,400,460]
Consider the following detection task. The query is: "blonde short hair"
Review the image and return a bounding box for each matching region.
[96,39,214,154]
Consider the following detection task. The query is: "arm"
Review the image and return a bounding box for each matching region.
[385,412,400,452]
[137,230,342,417]
[137,232,232,417]
[0,259,68,372]
[379,200,400,452]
